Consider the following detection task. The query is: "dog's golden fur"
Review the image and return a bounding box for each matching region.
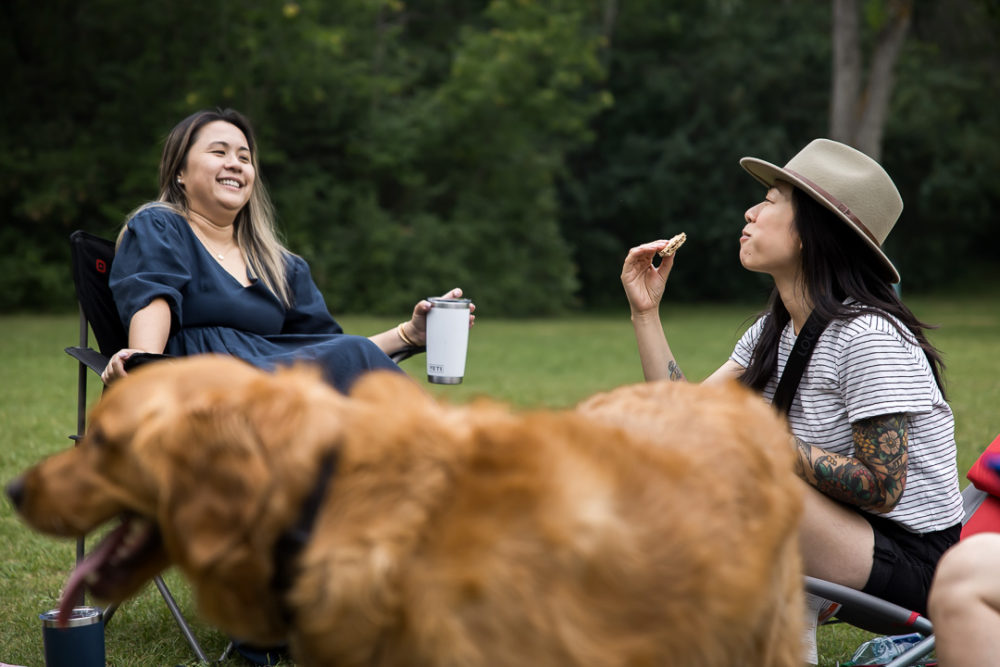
[11,355,803,666]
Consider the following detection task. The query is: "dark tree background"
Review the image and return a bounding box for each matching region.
[1,0,997,315]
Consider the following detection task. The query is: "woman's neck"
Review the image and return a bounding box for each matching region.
[187,209,235,244]
[775,275,813,335]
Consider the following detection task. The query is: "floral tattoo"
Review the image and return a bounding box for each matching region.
[793,413,909,512]
[667,360,685,381]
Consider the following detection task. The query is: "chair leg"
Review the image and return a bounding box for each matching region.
[102,602,119,626]
[218,641,236,662]
[72,537,87,608]
[102,583,221,664]
[73,310,89,608]
[154,575,210,663]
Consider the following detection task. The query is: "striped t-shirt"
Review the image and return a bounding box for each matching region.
[731,309,964,533]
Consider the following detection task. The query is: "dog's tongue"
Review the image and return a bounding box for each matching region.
[57,520,131,626]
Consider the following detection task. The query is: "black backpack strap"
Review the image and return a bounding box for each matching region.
[772,310,829,416]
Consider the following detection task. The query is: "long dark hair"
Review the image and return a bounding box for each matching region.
[738,187,946,397]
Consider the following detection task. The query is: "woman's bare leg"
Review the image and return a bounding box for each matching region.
[929,533,1000,667]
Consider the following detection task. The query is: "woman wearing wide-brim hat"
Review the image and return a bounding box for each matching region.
[621,139,964,655]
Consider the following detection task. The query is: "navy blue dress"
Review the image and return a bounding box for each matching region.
[109,205,401,393]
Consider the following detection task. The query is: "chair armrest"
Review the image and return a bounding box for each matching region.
[66,348,175,376]
[123,353,173,370]
[66,346,110,377]
[804,576,933,636]
[390,346,426,364]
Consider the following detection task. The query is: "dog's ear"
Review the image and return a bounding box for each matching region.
[152,372,343,574]
[149,398,275,575]
[239,368,348,464]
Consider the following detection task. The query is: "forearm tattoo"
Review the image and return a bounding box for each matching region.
[667,360,685,381]
[793,413,909,512]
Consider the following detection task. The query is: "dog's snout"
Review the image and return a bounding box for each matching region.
[5,475,25,509]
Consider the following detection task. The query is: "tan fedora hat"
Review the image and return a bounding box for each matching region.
[740,138,903,283]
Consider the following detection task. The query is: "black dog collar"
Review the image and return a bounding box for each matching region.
[271,451,339,623]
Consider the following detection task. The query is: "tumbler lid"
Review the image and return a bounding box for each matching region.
[40,606,103,628]
[427,297,471,309]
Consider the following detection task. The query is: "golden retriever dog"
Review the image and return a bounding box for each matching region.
[7,355,803,666]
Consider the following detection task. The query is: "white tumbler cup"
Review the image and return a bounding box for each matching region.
[425,298,471,384]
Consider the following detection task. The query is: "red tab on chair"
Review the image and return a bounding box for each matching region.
[962,433,1000,538]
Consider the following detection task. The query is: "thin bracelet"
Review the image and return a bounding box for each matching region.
[397,322,420,347]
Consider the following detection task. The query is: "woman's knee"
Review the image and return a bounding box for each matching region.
[936,533,1000,584]
[353,335,397,366]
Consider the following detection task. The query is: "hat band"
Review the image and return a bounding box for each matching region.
[784,168,880,246]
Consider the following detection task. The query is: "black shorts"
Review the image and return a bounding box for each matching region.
[860,513,961,615]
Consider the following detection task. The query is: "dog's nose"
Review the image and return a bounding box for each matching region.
[5,476,25,509]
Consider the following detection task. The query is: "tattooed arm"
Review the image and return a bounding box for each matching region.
[793,413,909,513]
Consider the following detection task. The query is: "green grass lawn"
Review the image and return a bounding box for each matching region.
[2,293,998,666]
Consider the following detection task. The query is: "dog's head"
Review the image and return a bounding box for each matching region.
[6,354,364,642]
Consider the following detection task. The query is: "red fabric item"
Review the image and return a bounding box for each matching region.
[962,494,1000,538]
[961,433,1000,538]
[966,433,1000,495]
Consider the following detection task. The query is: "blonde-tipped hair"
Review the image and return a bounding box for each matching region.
[118,109,292,306]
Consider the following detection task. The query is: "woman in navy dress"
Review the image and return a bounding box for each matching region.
[102,108,473,393]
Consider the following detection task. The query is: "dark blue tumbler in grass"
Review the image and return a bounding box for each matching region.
[40,606,105,667]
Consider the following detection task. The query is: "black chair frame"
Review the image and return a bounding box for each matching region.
[67,230,213,663]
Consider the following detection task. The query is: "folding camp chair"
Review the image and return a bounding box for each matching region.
[809,432,1000,667]
[67,229,213,662]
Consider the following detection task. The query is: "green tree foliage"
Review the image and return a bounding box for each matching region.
[559,0,835,308]
[1,0,193,309]
[1,0,607,315]
[881,0,1000,290]
[559,0,1000,307]
[1,0,997,314]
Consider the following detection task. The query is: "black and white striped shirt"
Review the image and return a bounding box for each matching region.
[731,310,964,533]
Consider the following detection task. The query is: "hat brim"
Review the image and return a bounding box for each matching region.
[740,156,901,284]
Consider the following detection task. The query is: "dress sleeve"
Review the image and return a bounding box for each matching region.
[281,254,344,335]
[839,315,937,422]
[108,207,190,336]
